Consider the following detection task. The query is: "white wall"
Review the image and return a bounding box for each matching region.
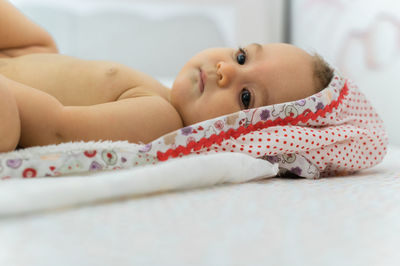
[292,0,400,146]
[11,0,286,82]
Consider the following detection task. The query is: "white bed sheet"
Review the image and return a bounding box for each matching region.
[1,146,400,266]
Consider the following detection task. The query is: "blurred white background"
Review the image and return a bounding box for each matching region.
[9,0,400,146]
[10,0,285,81]
[291,0,400,146]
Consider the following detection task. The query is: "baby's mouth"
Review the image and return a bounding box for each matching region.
[199,68,205,93]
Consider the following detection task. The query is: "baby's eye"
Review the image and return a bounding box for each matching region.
[240,89,251,109]
[236,47,247,65]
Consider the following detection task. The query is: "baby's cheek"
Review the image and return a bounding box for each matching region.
[201,100,237,121]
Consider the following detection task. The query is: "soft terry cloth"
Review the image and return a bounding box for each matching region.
[0,141,154,179]
[0,152,278,216]
[0,71,387,179]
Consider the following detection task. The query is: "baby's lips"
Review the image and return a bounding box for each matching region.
[199,68,205,93]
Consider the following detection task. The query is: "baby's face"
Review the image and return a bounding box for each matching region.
[170,43,316,126]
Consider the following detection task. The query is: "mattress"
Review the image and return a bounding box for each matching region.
[1,146,399,266]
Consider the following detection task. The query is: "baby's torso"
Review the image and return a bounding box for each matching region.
[0,53,170,105]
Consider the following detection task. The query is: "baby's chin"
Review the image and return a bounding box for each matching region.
[169,78,186,111]
[170,77,180,92]
[170,76,183,99]
[170,68,194,97]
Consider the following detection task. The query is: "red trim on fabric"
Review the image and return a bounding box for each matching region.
[157,82,349,161]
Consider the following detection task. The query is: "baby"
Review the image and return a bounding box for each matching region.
[0,0,333,152]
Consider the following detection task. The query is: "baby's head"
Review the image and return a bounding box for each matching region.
[170,43,333,126]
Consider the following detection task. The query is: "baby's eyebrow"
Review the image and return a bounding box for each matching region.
[248,43,269,107]
[258,88,270,107]
[249,43,263,56]
[251,84,269,108]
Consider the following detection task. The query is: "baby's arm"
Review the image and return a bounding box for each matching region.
[58,95,183,144]
[0,0,58,57]
[0,78,20,151]
[2,75,182,147]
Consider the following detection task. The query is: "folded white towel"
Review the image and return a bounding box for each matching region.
[0,152,278,216]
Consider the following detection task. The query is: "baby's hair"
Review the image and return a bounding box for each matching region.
[311,53,334,92]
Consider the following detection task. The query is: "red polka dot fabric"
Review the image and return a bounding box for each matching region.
[155,71,387,179]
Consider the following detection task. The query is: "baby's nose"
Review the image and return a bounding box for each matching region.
[217,62,236,88]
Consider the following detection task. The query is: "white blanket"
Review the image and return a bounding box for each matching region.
[0,152,278,216]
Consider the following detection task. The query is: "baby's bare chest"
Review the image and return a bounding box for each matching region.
[0,54,169,106]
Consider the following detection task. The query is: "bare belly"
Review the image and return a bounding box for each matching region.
[0,54,169,106]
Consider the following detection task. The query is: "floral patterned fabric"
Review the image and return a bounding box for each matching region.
[0,71,388,179]
[0,142,156,180]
